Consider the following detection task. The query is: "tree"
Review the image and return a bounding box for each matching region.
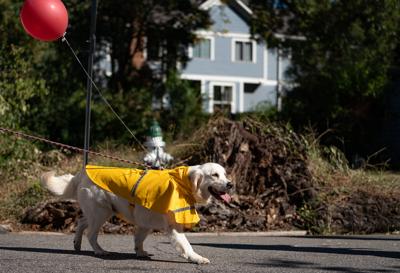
[0,0,49,129]
[0,0,50,165]
[7,0,210,146]
[161,71,206,139]
[249,0,400,156]
[95,0,210,121]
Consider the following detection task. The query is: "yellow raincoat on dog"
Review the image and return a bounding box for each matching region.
[85,165,200,226]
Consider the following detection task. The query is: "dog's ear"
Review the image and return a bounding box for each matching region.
[190,169,204,191]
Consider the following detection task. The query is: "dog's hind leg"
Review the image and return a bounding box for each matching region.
[169,228,210,264]
[134,226,152,257]
[86,208,112,256]
[74,216,88,251]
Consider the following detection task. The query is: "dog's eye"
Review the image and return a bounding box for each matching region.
[212,173,219,178]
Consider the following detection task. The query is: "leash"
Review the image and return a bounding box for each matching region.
[0,127,150,168]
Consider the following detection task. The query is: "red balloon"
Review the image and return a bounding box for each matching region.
[20,0,69,41]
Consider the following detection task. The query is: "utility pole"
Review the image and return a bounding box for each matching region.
[83,0,98,166]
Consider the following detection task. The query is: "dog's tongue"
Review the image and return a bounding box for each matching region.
[220,193,231,203]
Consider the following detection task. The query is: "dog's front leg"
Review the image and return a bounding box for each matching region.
[169,229,210,264]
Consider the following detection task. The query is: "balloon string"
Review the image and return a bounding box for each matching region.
[61,34,148,153]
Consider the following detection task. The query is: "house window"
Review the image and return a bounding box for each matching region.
[233,40,255,62]
[244,83,260,93]
[193,38,211,59]
[212,85,233,113]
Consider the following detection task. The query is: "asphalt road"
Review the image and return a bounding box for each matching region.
[0,232,399,273]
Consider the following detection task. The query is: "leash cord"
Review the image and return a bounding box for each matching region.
[61,35,148,153]
[0,127,150,168]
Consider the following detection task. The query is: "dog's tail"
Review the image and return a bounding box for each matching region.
[40,171,77,199]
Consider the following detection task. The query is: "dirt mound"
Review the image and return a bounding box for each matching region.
[314,190,400,234]
[21,200,81,232]
[187,117,317,231]
[21,200,136,234]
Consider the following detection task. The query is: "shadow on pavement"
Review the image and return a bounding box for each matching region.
[246,258,399,273]
[286,235,400,241]
[0,246,187,263]
[192,242,400,260]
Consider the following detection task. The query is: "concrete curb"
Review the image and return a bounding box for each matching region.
[0,224,12,234]
[184,230,307,237]
[12,230,307,237]
[15,231,66,236]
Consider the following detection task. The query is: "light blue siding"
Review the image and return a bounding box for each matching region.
[182,3,267,79]
[183,36,265,78]
[267,48,278,81]
[243,85,276,112]
[208,5,249,34]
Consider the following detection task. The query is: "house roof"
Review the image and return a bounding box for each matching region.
[200,0,253,23]
[199,0,306,41]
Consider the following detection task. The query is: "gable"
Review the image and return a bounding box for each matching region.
[202,0,251,34]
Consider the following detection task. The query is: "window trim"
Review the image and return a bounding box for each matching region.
[189,36,215,61]
[209,82,236,113]
[231,38,257,63]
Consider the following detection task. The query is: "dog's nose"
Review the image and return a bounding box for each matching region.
[226,182,233,189]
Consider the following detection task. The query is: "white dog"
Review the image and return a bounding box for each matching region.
[41,163,232,264]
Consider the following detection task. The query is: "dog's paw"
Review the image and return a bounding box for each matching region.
[195,256,210,264]
[135,250,151,258]
[73,240,81,251]
[188,253,210,264]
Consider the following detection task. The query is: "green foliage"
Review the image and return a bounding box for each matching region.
[297,204,323,234]
[0,45,48,127]
[89,86,154,145]
[0,0,50,172]
[0,1,49,129]
[0,137,39,169]
[247,102,279,122]
[0,181,47,220]
[14,182,46,210]
[161,71,208,139]
[250,0,400,157]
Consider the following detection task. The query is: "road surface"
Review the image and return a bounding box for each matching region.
[0,232,399,272]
